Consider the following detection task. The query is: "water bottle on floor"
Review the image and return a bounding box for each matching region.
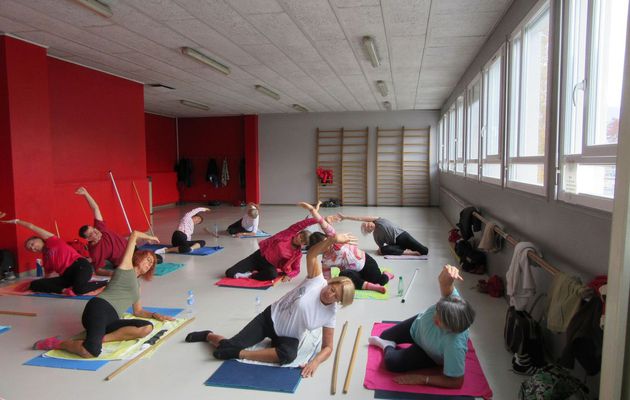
[397,276,404,297]
[254,296,261,316]
[36,259,43,277]
[184,290,195,318]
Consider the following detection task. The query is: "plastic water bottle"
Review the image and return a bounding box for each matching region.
[36,259,43,277]
[184,290,195,318]
[397,276,404,297]
[254,296,261,315]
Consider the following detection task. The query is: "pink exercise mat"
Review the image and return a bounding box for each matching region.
[0,279,105,297]
[215,276,282,289]
[364,322,493,400]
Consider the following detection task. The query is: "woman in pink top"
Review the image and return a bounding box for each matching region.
[300,202,393,294]
[225,207,317,282]
[0,212,107,295]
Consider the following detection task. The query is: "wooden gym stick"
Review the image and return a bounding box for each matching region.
[105,317,195,381]
[401,268,419,303]
[0,310,37,317]
[343,325,362,394]
[132,181,155,236]
[331,321,348,395]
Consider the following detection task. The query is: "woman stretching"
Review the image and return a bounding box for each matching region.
[224,210,318,282]
[186,232,356,377]
[0,212,106,295]
[368,265,475,388]
[301,202,393,294]
[337,213,429,256]
[227,203,260,237]
[32,231,174,357]
[156,207,210,254]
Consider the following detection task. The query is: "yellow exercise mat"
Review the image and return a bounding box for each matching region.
[43,314,187,361]
[330,267,392,300]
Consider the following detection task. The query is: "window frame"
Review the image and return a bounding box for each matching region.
[447,105,457,172]
[465,74,482,178]
[455,95,466,175]
[480,45,505,186]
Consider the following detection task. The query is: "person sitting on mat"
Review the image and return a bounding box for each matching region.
[186,231,356,377]
[227,202,260,237]
[32,230,174,357]
[224,210,319,282]
[0,212,107,296]
[368,265,475,388]
[301,202,393,294]
[76,186,130,276]
[336,213,428,256]
[156,207,210,254]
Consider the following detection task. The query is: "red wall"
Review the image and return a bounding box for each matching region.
[145,113,178,206]
[177,116,245,203]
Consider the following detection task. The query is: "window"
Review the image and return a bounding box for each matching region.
[506,2,550,195]
[448,105,456,172]
[481,48,504,184]
[559,0,628,211]
[466,76,482,177]
[439,115,447,171]
[455,95,465,174]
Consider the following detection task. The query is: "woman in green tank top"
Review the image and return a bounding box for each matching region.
[33,231,174,357]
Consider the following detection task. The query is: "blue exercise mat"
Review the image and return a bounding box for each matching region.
[137,244,168,251]
[137,244,224,256]
[29,293,94,300]
[154,263,185,276]
[204,360,302,393]
[239,230,271,238]
[125,306,184,317]
[0,325,11,335]
[375,391,475,399]
[24,355,108,371]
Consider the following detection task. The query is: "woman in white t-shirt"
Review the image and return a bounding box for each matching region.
[227,203,260,237]
[185,232,356,377]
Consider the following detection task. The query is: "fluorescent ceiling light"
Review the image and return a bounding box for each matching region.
[376,80,388,97]
[383,101,391,110]
[181,47,231,76]
[255,85,280,101]
[362,36,380,68]
[180,99,209,111]
[72,0,113,18]
[292,104,308,112]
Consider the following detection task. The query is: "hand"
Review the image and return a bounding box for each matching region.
[298,202,315,211]
[202,208,211,212]
[393,374,425,385]
[281,275,292,282]
[152,313,174,321]
[300,360,320,378]
[313,201,322,212]
[336,212,345,221]
[146,236,160,244]
[75,187,88,196]
[325,215,341,224]
[334,233,357,245]
[439,264,464,286]
[234,232,243,238]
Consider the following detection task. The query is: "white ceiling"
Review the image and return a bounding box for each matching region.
[0,0,512,117]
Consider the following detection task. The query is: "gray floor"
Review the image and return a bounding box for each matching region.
[0,205,526,399]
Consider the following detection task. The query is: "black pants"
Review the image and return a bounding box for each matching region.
[380,231,429,256]
[29,258,108,295]
[171,230,206,253]
[81,297,153,357]
[215,306,299,365]
[379,316,437,372]
[340,254,389,289]
[227,219,250,235]
[225,250,278,281]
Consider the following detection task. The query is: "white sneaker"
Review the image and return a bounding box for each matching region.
[234,272,253,279]
[154,247,166,255]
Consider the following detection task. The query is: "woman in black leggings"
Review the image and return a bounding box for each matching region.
[0,213,106,295]
[32,231,175,357]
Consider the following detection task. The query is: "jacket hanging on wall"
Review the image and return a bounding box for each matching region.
[175,158,193,187]
[240,158,246,189]
[206,158,219,188]
[456,206,482,240]
[221,157,230,187]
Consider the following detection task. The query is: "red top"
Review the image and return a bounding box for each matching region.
[88,219,128,268]
[259,218,317,278]
[43,236,82,275]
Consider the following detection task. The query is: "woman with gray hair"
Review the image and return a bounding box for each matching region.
[368,265,474,388]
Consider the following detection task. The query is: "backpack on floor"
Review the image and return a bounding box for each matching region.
[519,364,589,400]
[505,296,546,368]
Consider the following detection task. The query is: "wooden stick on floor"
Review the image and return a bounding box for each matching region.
[105,317,195,381]
[343,325,362,394]
[132,181,155,236]
[0,310,37,317]
[331,321,348,395]
[401,268,419,304]
[54,220,60,238]
[204,227,219,238]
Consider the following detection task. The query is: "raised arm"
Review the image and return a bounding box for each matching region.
[0,213,54,239]
[298,201,335,236]
[306,233,357,278]
[118,231,159,270]
[183,207,210,221]
[75,187,103,221]
[336,213,378,223]
[439,265,463,298]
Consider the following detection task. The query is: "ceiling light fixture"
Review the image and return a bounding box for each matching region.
[72,0,113,18]
[383,101,391,111]
[255,85,280,101]
[181,47,231,75]
[376,80,388,97]
[292,104,308,112]
[180,99,209,111]
[362,36,380,68]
